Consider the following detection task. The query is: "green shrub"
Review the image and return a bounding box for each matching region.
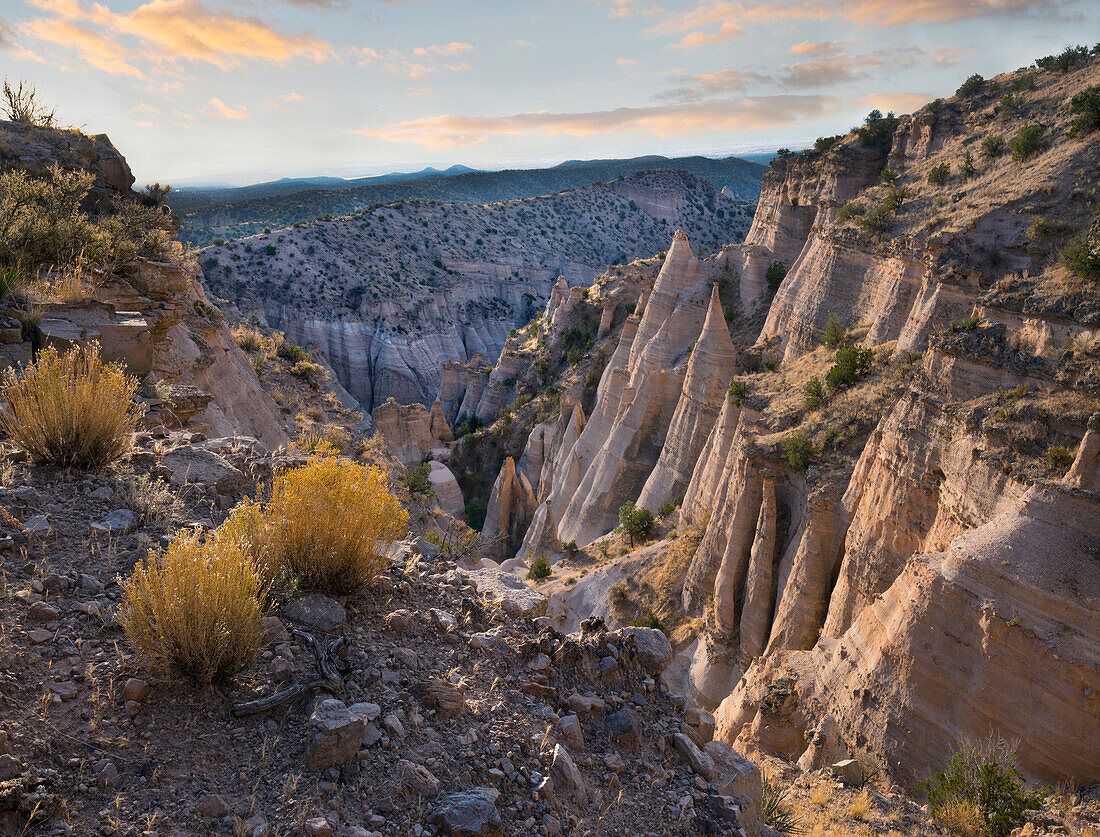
[728,379,747,404]
[1061,236,1100,280]
[761,770,803,835]
[924,739,1045,837]
[567,348,582,365]
[618,501,655,547]
[878,166,897,184]
[928,163,951,186]
[1067,86,1100,137]
[1034,44,1092,73]
[657,494,682,518]
[781,433,814,471]
[526,553,552,580]
[630,611,662,630]
[826,344,875,390]
[1044,444,1074,472]
[562,540,578,555]
[1008,125,1043,161]
[953,314,981,331]
[961,152,976,179]
[956,73,986,97]
[857,186,905,234]
[998,93,1023,117]
[403,462,433,495]
[837,200,865,223]
[823,312,846,348]
[803,376,825,411]
[856,109,898,150]
[982,135,1006,158]
[765,260,787,291]
[464,497,487,531]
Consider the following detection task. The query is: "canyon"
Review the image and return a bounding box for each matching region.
[461,54,1100,792]
[202,170,754,413]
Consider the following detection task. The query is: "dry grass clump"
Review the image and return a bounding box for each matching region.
[119,530,263,683]
[221,456,408,594]
[0,342,137,468]
[111,471,180,531]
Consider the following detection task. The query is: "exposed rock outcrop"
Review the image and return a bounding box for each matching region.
[373,398,452,467]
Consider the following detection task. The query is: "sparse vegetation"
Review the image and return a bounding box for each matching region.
[928,163,951,186]
[526,553,552,580]
[220,457,408,594]
[1067,86,1100,137]
[803,376,825,411]
[982,135,1007,158]
[1008,124,1043,161]
[761,770,804,834]
[957,73,986,98]
[781,432,814,471]
[856,109,899,150]
[618,501,655,548]
[924,738,1046,837]
[403,462,433,495]
[823,312,846,349]
[728,379,747,404]
[765,260,787,291]
[2,77,56,127]
[1043,444,1074,473]
[1061,236,1100,280]
[826,344,875,391]
[0,343,137,468]
[120,530,263,683]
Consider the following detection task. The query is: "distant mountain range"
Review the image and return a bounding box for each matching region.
[174,153,768,246]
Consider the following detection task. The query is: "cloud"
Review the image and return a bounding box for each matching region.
[778,45,971,88]
[583,0,662,18]
[649,0,1060,49]
[658,68,771,102]
[131,102,162,114]
[508,39,535,47]
[0,17,14,49]
[412,41,473,57]
[23,0,331,76]
[207,96,250,119]
[789,40,843,56]
[617,58,637,66]
[349,93,837,149]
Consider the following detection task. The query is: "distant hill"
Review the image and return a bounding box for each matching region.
[175,154,766,246]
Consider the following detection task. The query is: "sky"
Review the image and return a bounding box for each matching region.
[0,0,1095,185]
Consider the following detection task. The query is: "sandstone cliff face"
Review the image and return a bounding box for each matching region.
[479,56,1100,791]
[373,398,452,467]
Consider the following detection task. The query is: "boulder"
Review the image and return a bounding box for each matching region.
[398,759,440,797]
[830,759,863,787]
[616,626,672,675]
[428,789,503,837]
[306,699,363,771]
[547,744,587,804]
[605,707,641,748]
[161,445,246,495]
[672,732,715,781]
[91,509,138,535]
[283,594,346,632]
[461,567,548,618]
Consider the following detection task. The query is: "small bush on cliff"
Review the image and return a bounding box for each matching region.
[858,186,905,234]
[856,109,899,150]
[1067,86,1100,137]
[765,260,787,291]
[924,738,1045,837]
[728,379,747,404]
[1034,44,1093,73]
[961,151,977,179]
[221,456,408,594]
[618,501,655,548]
[2,77,56,127]
[803,376,825,411]
[1008,124,1043,161]
[1043,444,1074,472]
[957,74,986,98]
[982,135,1006,158]
[781,433,814,471]
[1061,236,1100,280]
[403,462,433,495]
[928,163,951,186]
[0,343,137,468]
[120,530,263,683]
[823,312,846,348]
[526,553,552,580]
[464,497,487,531]
[837,200,865,223]
[826,344,875,390]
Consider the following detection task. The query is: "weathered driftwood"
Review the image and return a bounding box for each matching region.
[231,631,346,717]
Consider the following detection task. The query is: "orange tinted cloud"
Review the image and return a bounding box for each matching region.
[207,97,250,119]
[350,94,837,148]
[650,0,1058,49]
[24,0,331,75]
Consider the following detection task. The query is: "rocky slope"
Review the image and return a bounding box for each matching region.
[470,51,1100,793]
[175,154,766,245]
[201,170,754,415]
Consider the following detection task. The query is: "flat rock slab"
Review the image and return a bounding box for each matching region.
[428,789,503,836]
[161,445,246,495]
[283,594,346,632]
[92,509,139,535]
[461,568,548,618]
